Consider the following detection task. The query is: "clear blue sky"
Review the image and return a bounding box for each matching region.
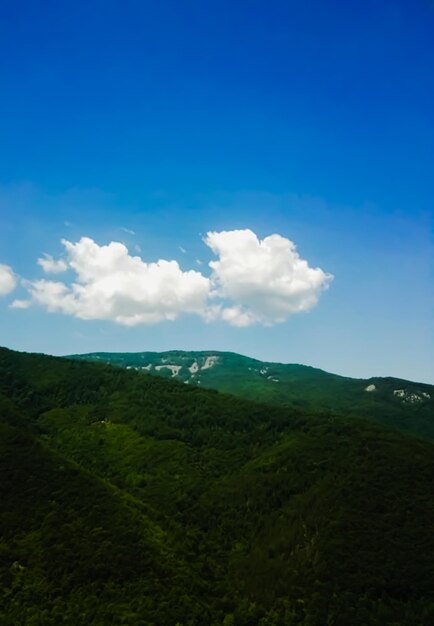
[0,0,433,383]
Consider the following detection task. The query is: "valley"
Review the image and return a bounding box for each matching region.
[0,346,433,625]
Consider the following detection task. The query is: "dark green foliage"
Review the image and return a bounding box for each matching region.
[1,346,434,624]
[0,421,208,625]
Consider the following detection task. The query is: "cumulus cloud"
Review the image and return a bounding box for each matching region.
[37,254,68,274]
[22,237,210,325]
[205,229,333,326]
[15,229,332,326]
[0,264,17,296]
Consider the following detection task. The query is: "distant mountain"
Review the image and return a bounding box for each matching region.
[1,345,434,624]
[70,350,434,440]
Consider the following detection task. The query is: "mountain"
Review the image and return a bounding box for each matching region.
[70,350,434,440]
[1,346,434,624]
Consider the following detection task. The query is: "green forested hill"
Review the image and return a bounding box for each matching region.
[70,350,434,440]
[1,346,434,625]
[0,421,205,625]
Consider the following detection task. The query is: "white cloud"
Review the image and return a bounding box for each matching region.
[10,299,31,309]
[205,229,333,326]
[37,254,68,274]
[0,264,17,296]
[120,227,135,235]
[16,229,332,327]
[220,305,257,327]
[23,237,210,326]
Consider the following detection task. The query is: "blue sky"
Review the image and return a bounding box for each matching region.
[0,0,433,383]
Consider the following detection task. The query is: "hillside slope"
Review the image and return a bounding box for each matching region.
[1,346,434,625]
[0,421,205,625]
[70,350,434,440]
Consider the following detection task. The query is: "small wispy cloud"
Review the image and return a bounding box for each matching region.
[37,254,68,274]
[179,246,187,254]
[10,299,31,309]
[121,227,135,235]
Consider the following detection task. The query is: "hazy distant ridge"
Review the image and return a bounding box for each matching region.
[70,350,434,440]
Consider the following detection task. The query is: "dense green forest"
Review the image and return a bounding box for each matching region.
[1,346,434,625]
[71,350,434,440]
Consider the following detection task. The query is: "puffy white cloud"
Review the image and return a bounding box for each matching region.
[205,229,333,326]
[37,254,68,274]
[0,264,17,296]
[22,237,211,326]
[16,230,332,326]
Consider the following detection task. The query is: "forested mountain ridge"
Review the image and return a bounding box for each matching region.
[70,350,434,440]
[1,346,434,625]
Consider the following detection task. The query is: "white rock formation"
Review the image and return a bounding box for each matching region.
[155,364,182,377]
[189,361,199,374]
[202,356,219,370]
